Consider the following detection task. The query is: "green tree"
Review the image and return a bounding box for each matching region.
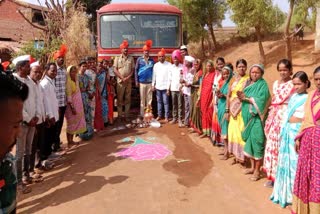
[291,0,320,31]
[168,0,227,53]
[227,0,285,65]
[284,0,320,61]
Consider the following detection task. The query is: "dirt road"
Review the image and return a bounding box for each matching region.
[17,123,289,214]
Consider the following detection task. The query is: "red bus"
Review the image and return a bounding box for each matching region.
[97,3,182,61]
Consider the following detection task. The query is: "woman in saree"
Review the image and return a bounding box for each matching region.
[65,65,86,147]
[107,59,116,125]
[227,59,250,166]
[199,60,216,138]
[96,62,109,127]
[263,59,294,188]
[216,65,233,160]
[78,61,94,140]
[189,59,203,134]
[270,71,309,208]
[238,64,270,181]
[291,67,320,214]
[94,63,105,131]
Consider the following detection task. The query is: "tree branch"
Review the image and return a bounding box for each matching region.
[18,10,48,32]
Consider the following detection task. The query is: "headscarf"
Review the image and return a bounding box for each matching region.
[66,65,78,100]
[184,55,195,63]
[53,44,67,60]
[222,66,232,74]
[120,40,129,49]
[221,66,233,94]
[158,48,166,56]
[171,49,182,62]
[203,59,215,76]
[249,64,265,74]
[142,40,152,51]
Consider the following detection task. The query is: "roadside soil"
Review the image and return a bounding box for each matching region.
[17,122,289,214]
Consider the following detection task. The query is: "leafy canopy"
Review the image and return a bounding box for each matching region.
[227,0,285,35]
[167,0,227,42]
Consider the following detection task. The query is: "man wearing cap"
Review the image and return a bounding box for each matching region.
[152,48,170,122]
[29,62,45,180]
[180,45,191,78]
[135,40,155,117]
[180,45,188,62]
[0,71,29,213]
[53,49,67,152]
[114,40,135,121]
[181,56,195,127]
[13,58,40,194]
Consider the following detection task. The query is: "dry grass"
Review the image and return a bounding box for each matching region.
[62,7,95,66]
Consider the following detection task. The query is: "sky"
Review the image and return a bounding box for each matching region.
[24,0,289,27]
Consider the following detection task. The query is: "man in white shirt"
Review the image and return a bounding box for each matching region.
[152,49,171,123]
[13,59,39,193]
[168,50,184,126]
[181,56,195,127]
[29,63,46,178]
[40,63,59,166]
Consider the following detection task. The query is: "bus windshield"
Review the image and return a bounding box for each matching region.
[100,14,180,49]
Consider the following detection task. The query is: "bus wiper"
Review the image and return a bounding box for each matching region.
[121,13,138,34]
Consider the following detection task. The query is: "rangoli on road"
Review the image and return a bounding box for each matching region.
[117,137,172,161]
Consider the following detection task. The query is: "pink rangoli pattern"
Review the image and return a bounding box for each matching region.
[117,138,171,161]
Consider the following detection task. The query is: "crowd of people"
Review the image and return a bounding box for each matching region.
[0,38,319,213]
[176,54,320,214]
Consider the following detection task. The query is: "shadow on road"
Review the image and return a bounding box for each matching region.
[17,126,142,213]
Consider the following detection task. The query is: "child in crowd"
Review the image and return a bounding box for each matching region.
[181,56,195,127]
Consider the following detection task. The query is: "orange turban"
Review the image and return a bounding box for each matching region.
[1,61,10,70]
[158,48,166,57]
[120,40,129,49]
[142,40,152,51]
[53,44,67,60]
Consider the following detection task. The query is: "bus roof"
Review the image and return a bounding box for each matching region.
[97,3,182,15]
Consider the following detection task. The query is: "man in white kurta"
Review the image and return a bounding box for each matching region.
[152,49,171,123]
[13,59,39,193]
[40,63,59,167]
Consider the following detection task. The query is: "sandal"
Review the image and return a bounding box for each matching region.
[188,128,195,133]
[220,155,229,160]
[33,176,44,183]
[250,173,261,181]
[18,184,32,194]
[264,180,274,188]
[199,134,207,138]
[243,169,254,175]
[239,162,247,169]
[230,158,237,165]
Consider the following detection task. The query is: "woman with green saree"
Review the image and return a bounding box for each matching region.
[217,66,233,160]
[237,64,270,181]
